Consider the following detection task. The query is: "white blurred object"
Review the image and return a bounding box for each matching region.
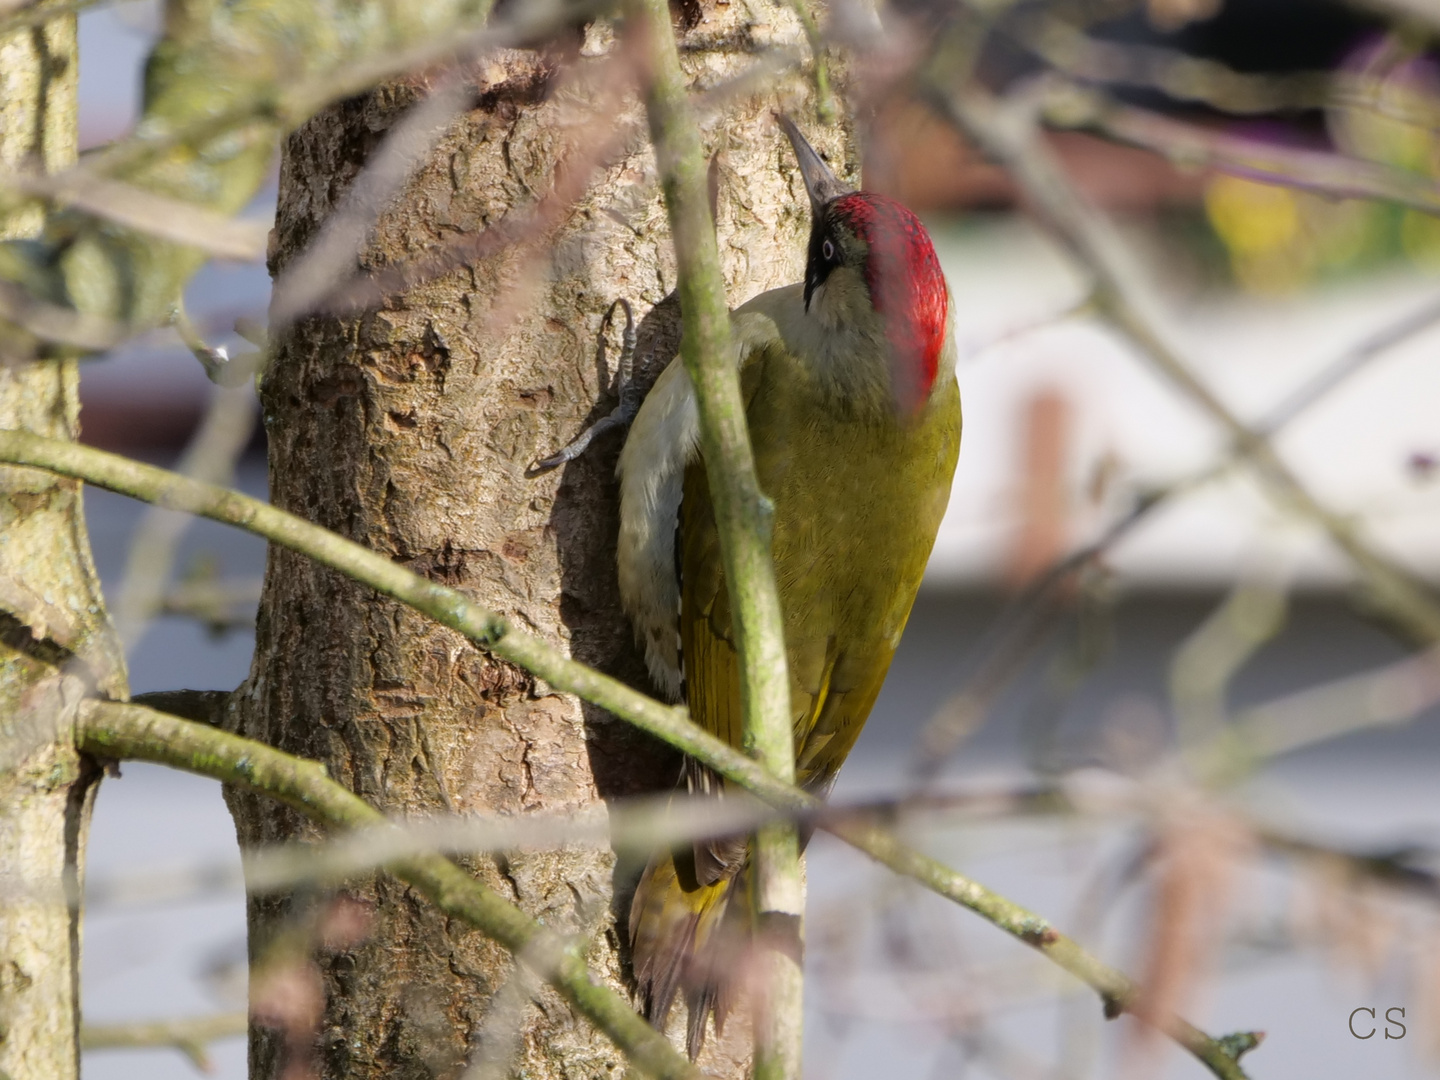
[929,217,1440,588]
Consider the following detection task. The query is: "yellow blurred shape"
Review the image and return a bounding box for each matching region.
[1204,176,1299,256]
[1401,209,1440,270]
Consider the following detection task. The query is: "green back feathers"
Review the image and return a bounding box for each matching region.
[684,337,961,793]
[628,336,960,1056]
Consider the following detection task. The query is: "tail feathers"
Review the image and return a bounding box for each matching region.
[629,851,749,1058]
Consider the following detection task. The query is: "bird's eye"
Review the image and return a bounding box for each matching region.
[821,238,836,262]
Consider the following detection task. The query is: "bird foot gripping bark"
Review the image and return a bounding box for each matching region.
[528,298,640,474]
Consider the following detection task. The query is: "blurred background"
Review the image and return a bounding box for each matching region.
[77,1,1440,1078]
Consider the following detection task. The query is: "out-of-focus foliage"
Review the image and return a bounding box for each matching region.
[1205,41,1440,292]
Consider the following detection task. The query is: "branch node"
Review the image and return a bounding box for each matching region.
[1217,1031,1265,1063]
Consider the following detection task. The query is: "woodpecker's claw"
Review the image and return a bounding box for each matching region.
[528,298,638,475]
[170,305,266,388]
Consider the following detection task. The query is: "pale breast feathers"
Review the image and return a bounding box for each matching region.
[615,309,781,701]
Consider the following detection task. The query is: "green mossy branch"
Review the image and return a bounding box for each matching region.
[635,2,804,1071]
[74,700,701,1080]
[634,0,796,790]
[0,431,1254,1079]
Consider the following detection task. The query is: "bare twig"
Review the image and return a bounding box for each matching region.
[1201,643,1440,782]
[1042,81,1440,216]
[313,40,641,324]
[1170,579,1288,753]
[0,279,128,355]
[909,480,1197,783]
[1048,80,1440,211]
[75,782,1093,912]
[923,268,1440,773]
[1259,292,1440,435]
[927,261,1440,774]
[0,168,269,261]
[85,2,526,182]
[81,1011,247,1073]
[110,377,257,648]
[1012,15,1331,115]
[316,34,793,328]
[1256,827,1440,902]
[460,960,538,1080]
[781,0,836,123]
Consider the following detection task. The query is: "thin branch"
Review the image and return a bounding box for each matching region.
[111,381,257,647]
[1012,16,1331,116]
[782,0,836,123]
[0,431,1255,1078]
[637,1,802,1073]
[74,700,703,1080]
[0,279,128,354]
[820,814,1261,1079]
[0,431,700,748]
[1170,579,1288,754]
[909,478,1206,784]
[312,45,641,324]
[317,39,791,327]
[81,1011,247,1073]
[76,783,1085,911]
[1259,292,1440,435]
[1201,643,1440,782]
[1256,827,1440,901]
[1042,81,1440,216]
[130,689,230,726]
[928,273,1440,764]
[0,167,269,261]
[460,959,537,1080]
[928,78,1440,646]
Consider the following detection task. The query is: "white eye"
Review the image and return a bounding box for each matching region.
[822,238,835,261]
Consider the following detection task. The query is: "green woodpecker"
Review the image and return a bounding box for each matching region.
[618,116,961,1054]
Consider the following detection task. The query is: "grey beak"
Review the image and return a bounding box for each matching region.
[775,113,852,217]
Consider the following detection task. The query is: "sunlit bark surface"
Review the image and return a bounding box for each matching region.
[226,5,846,1076]
[0,12,127,1080]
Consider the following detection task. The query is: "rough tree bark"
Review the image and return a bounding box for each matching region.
[0,11,128,1080]
[225,5,848,1077]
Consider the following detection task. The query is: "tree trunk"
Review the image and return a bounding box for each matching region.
[226,6,845,1077]
[0,11,128,1080]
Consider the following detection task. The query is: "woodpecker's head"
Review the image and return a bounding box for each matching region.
[778,114,950,415]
